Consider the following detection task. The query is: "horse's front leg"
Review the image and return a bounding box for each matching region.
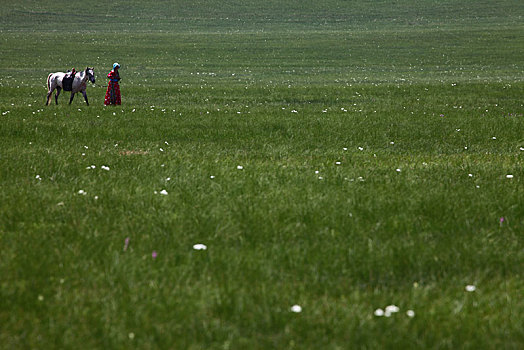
[69,92,75,105]
[81,90,89,106]
[55,87,62,105]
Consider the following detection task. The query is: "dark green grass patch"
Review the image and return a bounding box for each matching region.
[1,0,524,349]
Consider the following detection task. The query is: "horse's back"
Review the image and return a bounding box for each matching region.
[49,72,65,82]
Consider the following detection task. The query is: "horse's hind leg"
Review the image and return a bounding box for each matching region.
[46,90,52,105]
[69,92,75,105]
[46,86,56,106]
[55,87,62,105]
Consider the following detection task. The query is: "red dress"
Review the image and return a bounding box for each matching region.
[104,70,121,105]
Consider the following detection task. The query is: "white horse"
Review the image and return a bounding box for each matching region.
[46,67,95,106]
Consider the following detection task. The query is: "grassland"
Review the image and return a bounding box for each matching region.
[1,1,523,348]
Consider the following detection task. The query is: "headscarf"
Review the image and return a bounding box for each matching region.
[113,62,120,69]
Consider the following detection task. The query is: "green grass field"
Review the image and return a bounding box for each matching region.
[1,0,523,348]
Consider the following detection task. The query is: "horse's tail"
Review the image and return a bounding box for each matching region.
[47,73,52,91]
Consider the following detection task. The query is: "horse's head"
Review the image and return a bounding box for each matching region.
[86,67,95,84]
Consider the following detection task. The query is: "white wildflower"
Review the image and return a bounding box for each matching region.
[290,305,302,313]
[385,305,400,314]
[374,308,384,317]
[465,285,476,292]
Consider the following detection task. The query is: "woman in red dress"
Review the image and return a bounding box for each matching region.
[104,62,121,105]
